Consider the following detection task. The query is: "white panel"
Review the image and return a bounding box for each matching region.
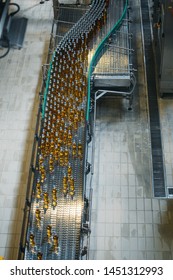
[58,0,77,4]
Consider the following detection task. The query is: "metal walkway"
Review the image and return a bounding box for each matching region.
[140,0,165,197]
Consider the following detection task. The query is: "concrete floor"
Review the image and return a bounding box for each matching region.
[0,0,53,259]
[89,96,173,259]
[0,0,173,260]
[88,0,173,260]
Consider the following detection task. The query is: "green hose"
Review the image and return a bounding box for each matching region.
[86,0,128,121]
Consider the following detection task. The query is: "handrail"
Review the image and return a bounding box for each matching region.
[86,0,128,121]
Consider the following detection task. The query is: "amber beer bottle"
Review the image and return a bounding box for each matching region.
[72,141,77,158]
[43,192,49,210]
[52,189,57,207]
[46,225,52,242]
[29,234,35,247]
[37,252,43,260]
[78,140,83,160]
[53,235,59,251]
[62,175,68,196]
[36,179,42,199]
[35,209,41,227]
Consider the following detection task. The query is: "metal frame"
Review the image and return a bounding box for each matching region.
[91,7,136,109]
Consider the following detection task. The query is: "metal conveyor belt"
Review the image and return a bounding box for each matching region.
[140,0,165,197]
[19,0,111,260]
[19,0,134,260]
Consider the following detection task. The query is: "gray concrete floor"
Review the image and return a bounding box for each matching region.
[0,0,53,259]
[0,0,173,260]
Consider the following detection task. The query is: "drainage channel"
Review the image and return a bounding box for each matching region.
[140,0,165,197]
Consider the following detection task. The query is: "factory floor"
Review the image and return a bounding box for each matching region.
[89,0,173,260]
[0,0,173,260]
[0,0,53,259]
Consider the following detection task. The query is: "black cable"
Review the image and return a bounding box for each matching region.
[9,3,20,17]
[0,35,10,58]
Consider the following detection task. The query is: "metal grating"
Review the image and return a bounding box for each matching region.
[89,1,136,110]
[140,0,165,197]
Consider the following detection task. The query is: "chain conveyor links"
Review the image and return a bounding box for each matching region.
[19,0,131,260]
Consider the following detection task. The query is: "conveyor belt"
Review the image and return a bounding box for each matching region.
[93,4,131,83]
[87,0,134,120]
[21,0,111,260]
[55,5,88,45]
[19,0,133,260]
[140,0,166,197]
